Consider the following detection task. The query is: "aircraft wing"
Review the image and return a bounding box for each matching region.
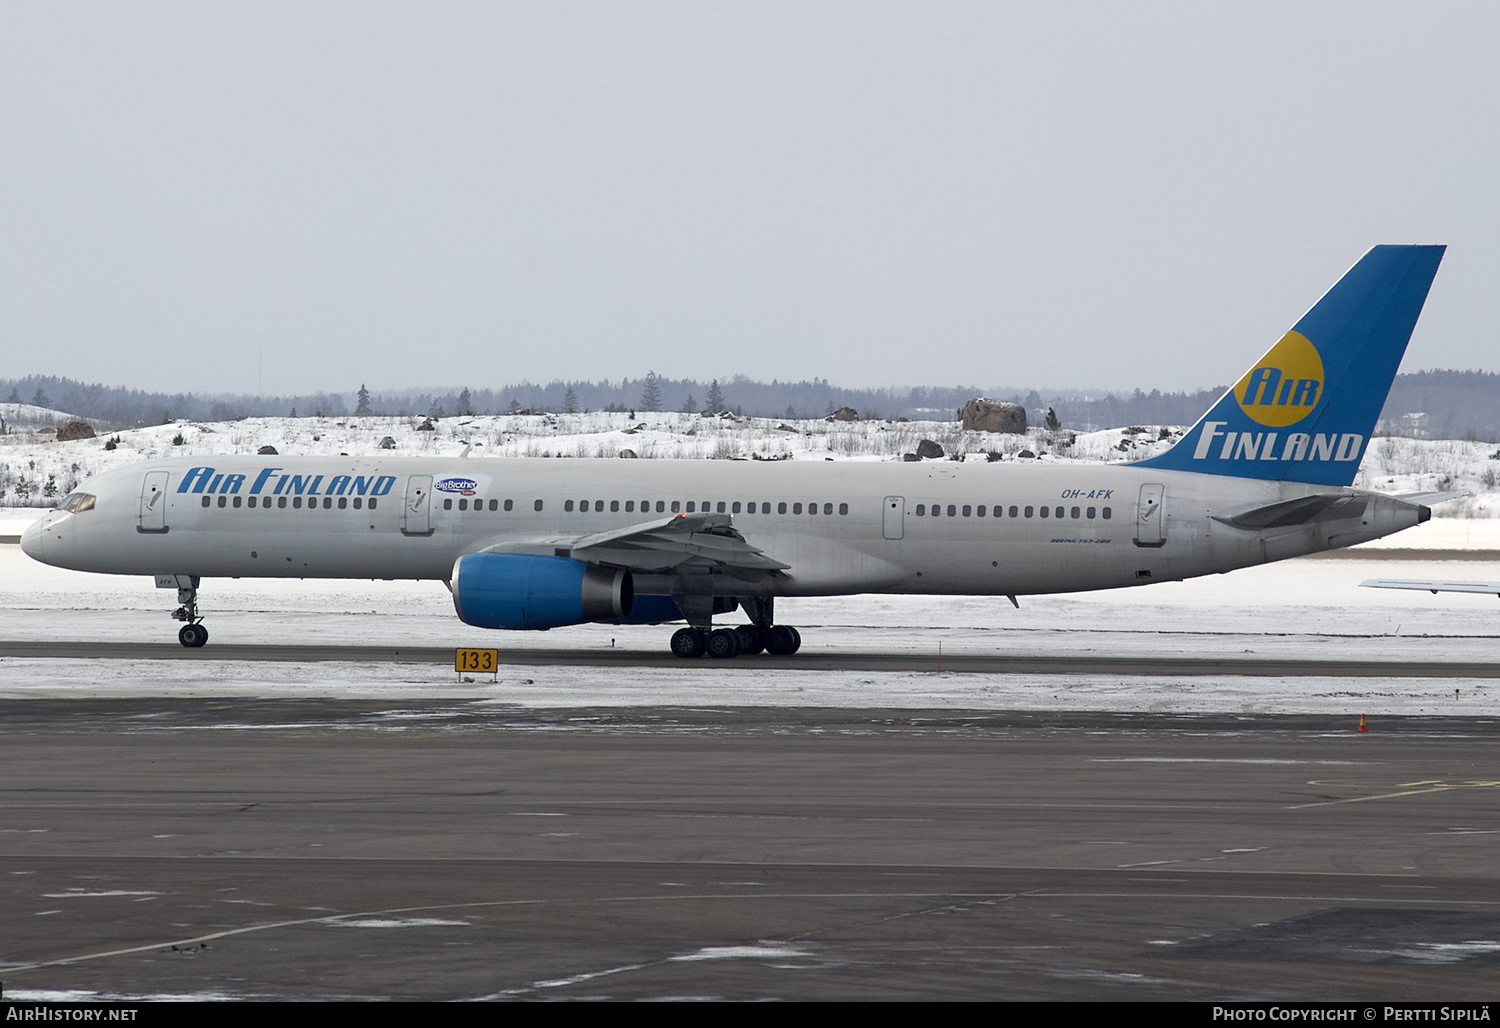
[1361,579,1500,597]
[476,513,790,577]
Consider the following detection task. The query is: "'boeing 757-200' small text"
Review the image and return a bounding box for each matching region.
[22,246,1447,657]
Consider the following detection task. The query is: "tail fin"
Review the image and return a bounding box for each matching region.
[1136,245,1445,486]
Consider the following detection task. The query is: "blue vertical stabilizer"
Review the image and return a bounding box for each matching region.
[1136,245,1445,486]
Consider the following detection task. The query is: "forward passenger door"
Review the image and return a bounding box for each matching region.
[402,475,433,536]
[138,471,169,533]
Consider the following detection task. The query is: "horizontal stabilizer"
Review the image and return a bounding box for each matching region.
[1362,579,1500,597]
[1212,493,1369,529]
[1390,491,1463,506]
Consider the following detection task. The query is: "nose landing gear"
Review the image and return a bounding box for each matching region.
[170,582,209,648]
[177,622,209,648]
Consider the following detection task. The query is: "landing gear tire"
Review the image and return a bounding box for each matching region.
[765,625,801,655]
[671,627,706,658]
[734,625,764,656]
[178,623,209,648]
[707,628,742,659]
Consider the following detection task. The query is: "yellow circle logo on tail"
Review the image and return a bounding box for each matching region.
[1234,330,1325,428]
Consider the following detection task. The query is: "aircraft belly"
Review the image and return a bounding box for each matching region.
[767,533,904,595]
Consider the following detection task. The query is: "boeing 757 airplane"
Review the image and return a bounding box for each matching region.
[22,245,1446,657]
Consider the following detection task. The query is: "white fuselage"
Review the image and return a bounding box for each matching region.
[21,455,1424,600]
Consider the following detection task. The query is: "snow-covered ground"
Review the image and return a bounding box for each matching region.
[3,517,1497,714]
[4,414,1499,713]
[3,410,1497,514]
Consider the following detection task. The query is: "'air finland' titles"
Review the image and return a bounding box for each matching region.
[21,246,1447,658]
[177,467,397,500]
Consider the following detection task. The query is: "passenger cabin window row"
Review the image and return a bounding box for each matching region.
[202,495,379,510]
[441,498,514,512]
[439,497,853,516]
[196,492,1110,523]
[912,503,1112,520]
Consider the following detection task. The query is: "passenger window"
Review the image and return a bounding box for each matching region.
[369,498,378,510]
[293,497,303,509]
[446,498,455,510]
[339,497,348,509]
[718,501,727,513]
[534,499,544,511]
[489,500,498,511]
[686,501,695,512]
[962,505,971,517]
[1086,506,1095,519]
[353,497,362,510]
[458,499,467,511]
[793,503,803,514]
[611,500,620,512]
[564,500,574,512]
[947,505,956,517]
[915,504,925,516]
[671,500,681,513]
[503,499,512,511]
[778,502,788,514]
[1055,506,1064,518]
[976,505,985,517]
[823,503,832,515]
[931,504,941,517]
[839,503,848,515]
[216,496,225,508]
[323,497,332,509]
[731,502,741,514]
[1009,506,1018,518]
[625,500,635,512]
[656,501,665,513]
[201,496,210,508]
[1071,507,1080,519]
[808,503,817,516]
[1102,507,1112,519]
[1035,506,1044,518]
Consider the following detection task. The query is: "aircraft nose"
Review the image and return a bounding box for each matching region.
[19,516,46,561]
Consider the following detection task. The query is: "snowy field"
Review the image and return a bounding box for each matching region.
[3,411,1499,714]
[3,406,1499,515]
[3,509,1498,715]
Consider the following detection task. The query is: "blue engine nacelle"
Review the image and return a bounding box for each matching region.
[451,553,633,630]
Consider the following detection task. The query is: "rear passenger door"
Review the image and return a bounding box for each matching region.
[883,496,905,540]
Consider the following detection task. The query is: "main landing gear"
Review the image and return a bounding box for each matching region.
[669,596,801,658]
[171,583,209,648]
[669,624,802,659]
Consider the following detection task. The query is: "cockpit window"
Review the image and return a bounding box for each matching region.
[58,492,97,514]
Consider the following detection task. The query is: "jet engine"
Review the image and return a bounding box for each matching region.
[451,553,633,630]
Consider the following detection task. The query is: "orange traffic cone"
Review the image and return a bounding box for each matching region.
[1358,714,1368,733]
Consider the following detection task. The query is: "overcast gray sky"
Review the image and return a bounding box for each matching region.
[2,2,1496,398]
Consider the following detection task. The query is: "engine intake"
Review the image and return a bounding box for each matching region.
[451,553,633,630]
